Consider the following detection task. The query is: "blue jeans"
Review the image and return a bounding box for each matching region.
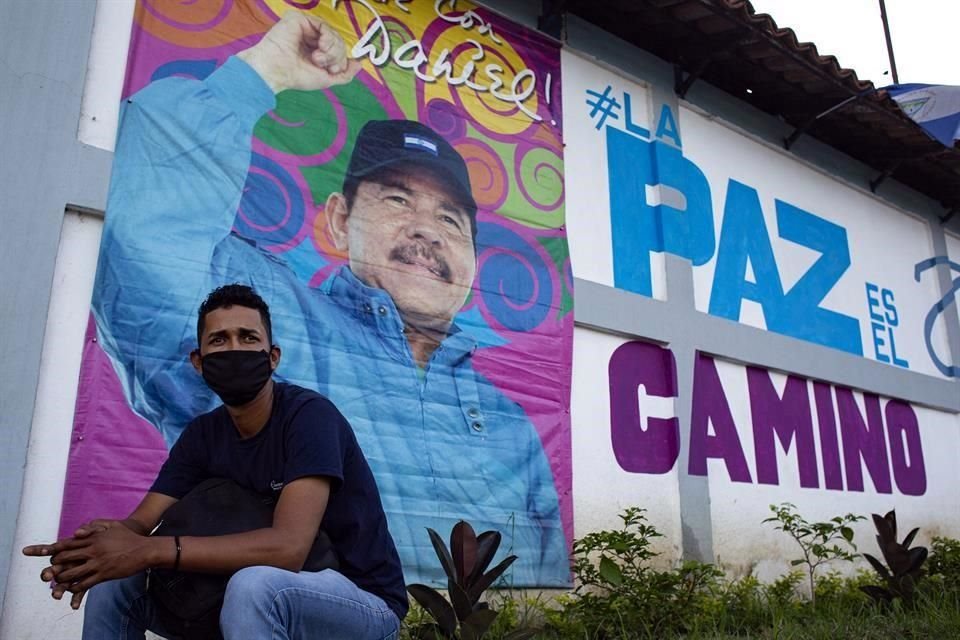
[82,567,401,639]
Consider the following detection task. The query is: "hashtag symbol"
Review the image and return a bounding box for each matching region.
[585,86,621,130]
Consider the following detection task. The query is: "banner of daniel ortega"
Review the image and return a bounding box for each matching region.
[61,0,572,587]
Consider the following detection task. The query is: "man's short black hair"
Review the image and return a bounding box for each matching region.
[197,284,272,346]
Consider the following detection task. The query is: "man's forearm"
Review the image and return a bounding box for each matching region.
[148,528,311,574]
[145,478,330,574]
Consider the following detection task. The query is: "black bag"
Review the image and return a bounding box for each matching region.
[147,478,338,640]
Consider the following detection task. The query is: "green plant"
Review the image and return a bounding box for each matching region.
[570,506,661,591]
[405,520,537,640]
[700,573,769,635]
[519,509,960,639]
[814,569,874,610]
[763,502,864,605]
[547,507,723,639]
[928,536,960,591]
[764,569,804,607]
[860,510,928,605]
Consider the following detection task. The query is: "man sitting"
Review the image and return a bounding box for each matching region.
[24,284,407,639]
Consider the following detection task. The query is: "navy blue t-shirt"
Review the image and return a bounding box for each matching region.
[150,382,408,619]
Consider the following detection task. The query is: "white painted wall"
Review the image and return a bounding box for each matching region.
[571,328,681,562]
[948,231,960,266]
[562,49,667,299]
[569,332,960,581]
[561,47,952,377]
[705,358,960,580]
[935,231,960,377]
[680,104,950,378]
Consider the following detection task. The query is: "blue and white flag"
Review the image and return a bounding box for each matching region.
[886,83,960,147]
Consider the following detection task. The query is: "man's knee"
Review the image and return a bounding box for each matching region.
[220,566,295,634]
[220,568,347,619]
[222,566,283,608]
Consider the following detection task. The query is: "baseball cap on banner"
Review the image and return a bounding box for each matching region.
[346,120,479,235]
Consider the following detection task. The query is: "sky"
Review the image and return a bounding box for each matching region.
[747,0,960,87]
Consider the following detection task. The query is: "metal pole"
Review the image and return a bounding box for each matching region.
[879,0,900,84]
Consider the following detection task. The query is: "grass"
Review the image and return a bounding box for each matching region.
[400,578,960,640]
[400,510,960,640]
[682,586,960,640]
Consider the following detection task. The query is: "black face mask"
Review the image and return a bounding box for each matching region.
[200,349,273,407]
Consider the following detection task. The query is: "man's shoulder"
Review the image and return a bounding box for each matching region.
[276,381,328,402]
[275,383,344,419]
[273,383,359,456]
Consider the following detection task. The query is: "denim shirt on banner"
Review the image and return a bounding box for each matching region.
[92,56,569,586]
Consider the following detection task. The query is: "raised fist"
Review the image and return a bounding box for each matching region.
[237,11,361,94]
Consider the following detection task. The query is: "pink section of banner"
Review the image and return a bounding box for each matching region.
[58,316,167,539]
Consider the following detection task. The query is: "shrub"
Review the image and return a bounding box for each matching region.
[544,508,723,639]
[814,569,873,608]
[405,520,537,640]
[763,502,863,605]
[401,512,960,639]
[860,510,928,606]
[764,569,804,608]
[928,536,960,592]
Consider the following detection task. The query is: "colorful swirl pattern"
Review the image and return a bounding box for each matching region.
[150,59,219,82]
[476,222,554,333]
[137,0,273,47]
[455,138,508,212]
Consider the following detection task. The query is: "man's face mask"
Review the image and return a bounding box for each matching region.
[200,349,273,406]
